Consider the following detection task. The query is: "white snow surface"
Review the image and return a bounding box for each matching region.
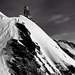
[0,12,75,75]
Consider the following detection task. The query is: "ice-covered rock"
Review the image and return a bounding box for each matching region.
[0,12,75,75]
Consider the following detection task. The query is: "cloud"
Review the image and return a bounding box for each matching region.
[49,14,70,24]
[55,17,70,24]
[52,33,68,40]
[49,15,63,21]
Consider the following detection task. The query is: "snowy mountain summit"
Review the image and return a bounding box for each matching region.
[0,12,75,75]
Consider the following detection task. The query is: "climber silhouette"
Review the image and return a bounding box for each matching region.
[24,6,30,18]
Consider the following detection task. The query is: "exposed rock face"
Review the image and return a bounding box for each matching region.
[0,12,75,75]
[55,40,75,59]
[54,40,75,74]
[4,24,43,75]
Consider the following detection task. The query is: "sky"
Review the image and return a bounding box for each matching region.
[0,0,75,43]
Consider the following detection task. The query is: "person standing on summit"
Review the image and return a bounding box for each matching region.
[24,6,30,18]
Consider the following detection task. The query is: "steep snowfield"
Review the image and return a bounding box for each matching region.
[17,15,75,74]
[0,12,75,75]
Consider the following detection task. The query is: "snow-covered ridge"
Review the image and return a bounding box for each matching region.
[0,12,75,75]
[56,40,75,58]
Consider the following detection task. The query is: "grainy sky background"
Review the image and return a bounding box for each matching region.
[0,0,75,43]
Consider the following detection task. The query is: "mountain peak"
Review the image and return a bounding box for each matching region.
[0,12,75,75]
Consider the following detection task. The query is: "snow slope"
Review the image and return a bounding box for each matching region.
[0,12,75,75]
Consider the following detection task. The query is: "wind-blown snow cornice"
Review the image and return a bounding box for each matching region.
[0,12,75,75]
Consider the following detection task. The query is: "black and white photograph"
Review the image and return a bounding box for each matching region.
[0,0,75,75]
